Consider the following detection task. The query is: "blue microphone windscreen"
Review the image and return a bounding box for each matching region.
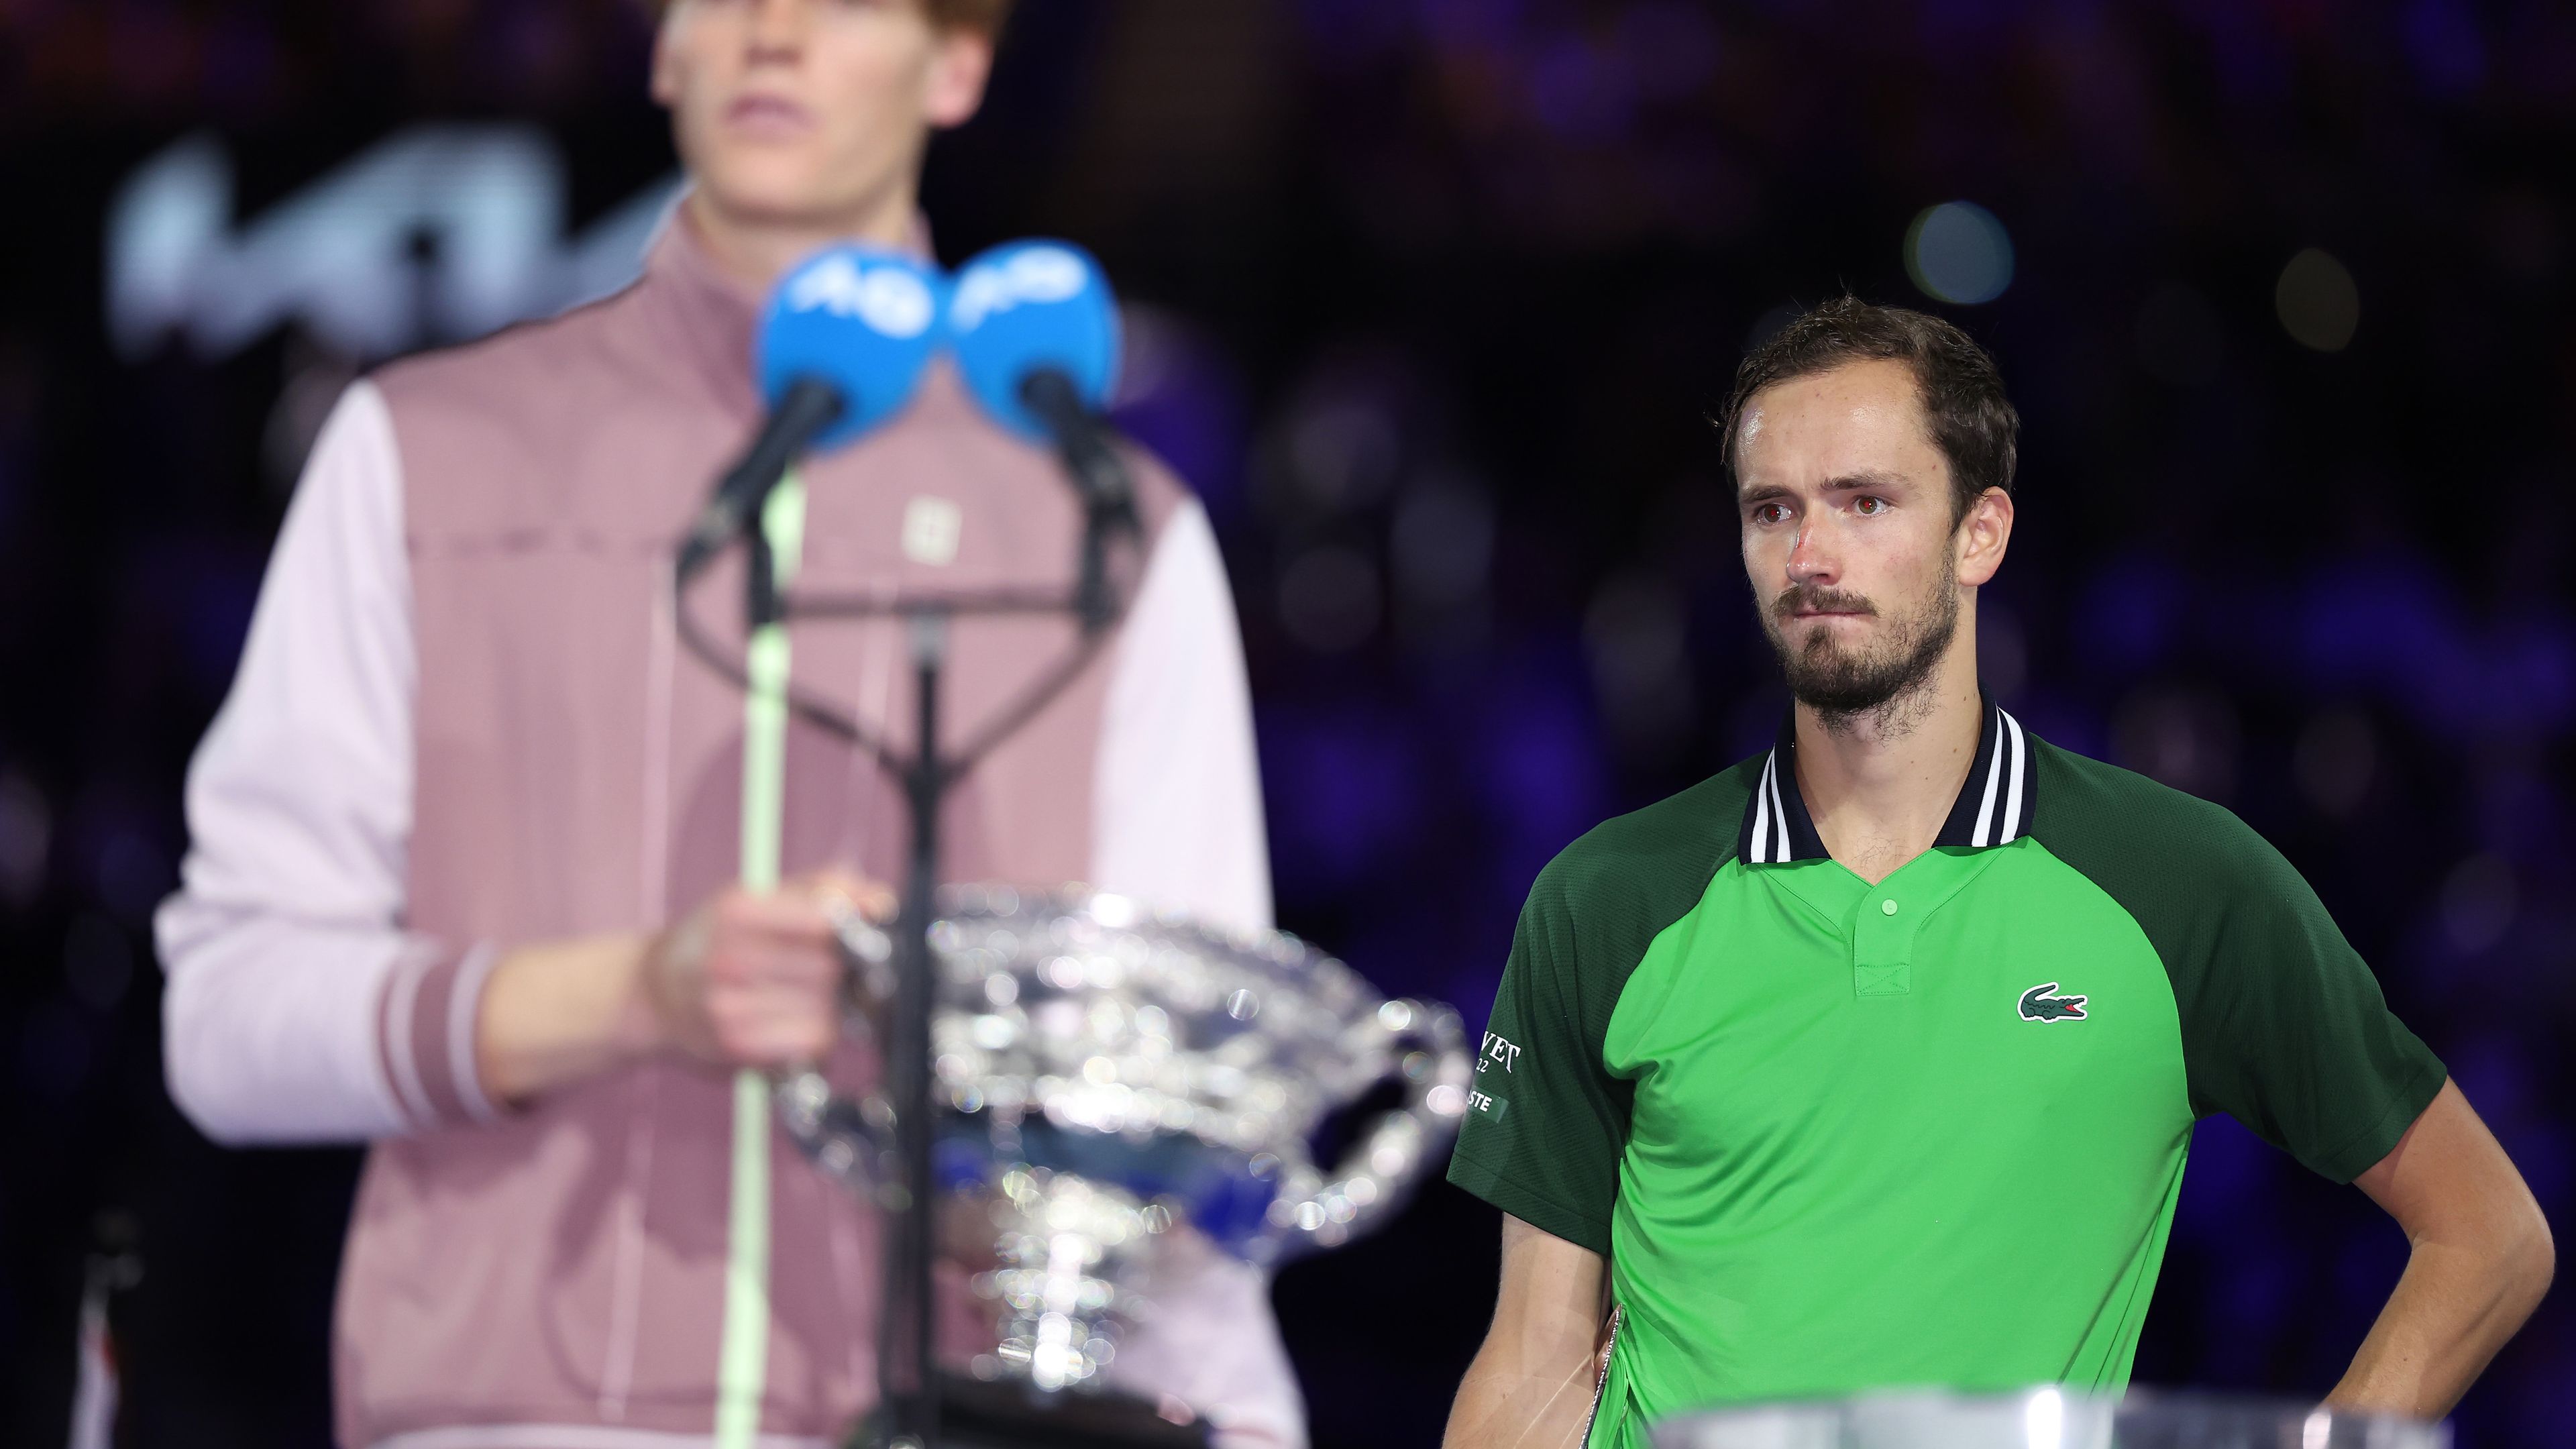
[946,240,1121,441]
[758,246,945,450]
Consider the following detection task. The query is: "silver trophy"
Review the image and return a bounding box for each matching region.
[775,886,1474,1395]
[1652,1388,2449,1449]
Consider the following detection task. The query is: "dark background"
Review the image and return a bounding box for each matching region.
[3,1,2572,1446]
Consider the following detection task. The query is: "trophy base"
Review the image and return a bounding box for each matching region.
[851,1373,1212,1449]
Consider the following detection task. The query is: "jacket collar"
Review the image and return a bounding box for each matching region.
[1737,690,2035,865]
[633,190,938,419]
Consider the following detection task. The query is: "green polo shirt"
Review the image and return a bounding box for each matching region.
[1446,698,2445,1448]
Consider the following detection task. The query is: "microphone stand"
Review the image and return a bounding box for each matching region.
[881,371,1146,1449]
[881,604,945,1449]
[872,392,1140,1448]
[676,391,1159,1449]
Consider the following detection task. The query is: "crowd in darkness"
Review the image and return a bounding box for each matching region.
[1,1,2571,1446]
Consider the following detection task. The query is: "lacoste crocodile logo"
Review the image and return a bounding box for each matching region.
[2019,982,2088,1022]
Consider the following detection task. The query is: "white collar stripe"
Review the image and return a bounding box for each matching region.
[1970,709,2004,848]
[1998,710,2028,845]
[1768,757,1790,860]
[1750,754,1776,864]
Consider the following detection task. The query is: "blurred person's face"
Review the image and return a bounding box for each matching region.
[651,0,992,235]
[1735,358,2007,719]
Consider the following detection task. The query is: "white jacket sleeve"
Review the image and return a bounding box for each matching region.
[1089,498,1302,1447]
[1089,498,1274,936]
[156,380,499,1144]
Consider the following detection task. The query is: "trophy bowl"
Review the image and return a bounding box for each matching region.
[775,885,1476,1395]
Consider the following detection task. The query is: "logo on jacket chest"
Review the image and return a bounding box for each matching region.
[902,496,963,565]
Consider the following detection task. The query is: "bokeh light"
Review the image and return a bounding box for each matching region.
[1277,545,1382,653]
[2440,853,2518,954]
[2276,247,2361,352]
[1904,201,2015,305]
[2292,709,2379,819]
[0,771,49,907]
[2134,282,2224,388]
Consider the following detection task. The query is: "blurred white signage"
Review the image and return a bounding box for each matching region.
[107,126,682,361]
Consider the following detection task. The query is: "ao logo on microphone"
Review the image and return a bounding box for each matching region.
[947,246,1088,333]
[782,253,938,338]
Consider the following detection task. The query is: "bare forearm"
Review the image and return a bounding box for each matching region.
[1442,1335,1605,1449]
[2328,1228,2553,1420]
[474,931,662,1105]
[2332,1079,2557,1420]
[1446,1216,1611,1449]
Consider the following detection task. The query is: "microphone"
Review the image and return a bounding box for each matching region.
[947,241,1136,629]
[676,245,945,586]
[947,241,1128,503]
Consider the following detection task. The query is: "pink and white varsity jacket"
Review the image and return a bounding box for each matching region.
[156,212,1302,1449]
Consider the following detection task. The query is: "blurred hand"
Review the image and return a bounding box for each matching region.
[643,869,895,1071]
[475,868,894,1106]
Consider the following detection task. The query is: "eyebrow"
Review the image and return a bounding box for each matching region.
[1737,470,1915,504]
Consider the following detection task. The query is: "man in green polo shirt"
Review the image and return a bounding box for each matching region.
[1440,299,2555,1449]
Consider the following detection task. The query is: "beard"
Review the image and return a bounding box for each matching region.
[1760,559,1959,731]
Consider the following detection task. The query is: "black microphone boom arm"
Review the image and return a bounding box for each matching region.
[1018,368,1140,633]
[674,374,847,588]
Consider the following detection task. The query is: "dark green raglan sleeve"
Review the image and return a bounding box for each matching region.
[1444,871,1631,1254]
[2034,742,2446,1182]
[1446,768,1752,1254]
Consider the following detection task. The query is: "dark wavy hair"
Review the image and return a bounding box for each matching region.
[1717,297,2020,523]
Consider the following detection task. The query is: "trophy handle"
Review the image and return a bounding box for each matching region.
[773,910,899,1197]
[774,1066,893,1195]
[1254,997,1476,1263]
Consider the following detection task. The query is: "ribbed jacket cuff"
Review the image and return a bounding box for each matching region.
[374,939,504,1130]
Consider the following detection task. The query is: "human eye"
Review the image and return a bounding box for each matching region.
[1852,495,1890,517]
[1749,500,1790,527]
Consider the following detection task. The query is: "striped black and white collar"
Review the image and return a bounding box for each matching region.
[1735,692,2037,865]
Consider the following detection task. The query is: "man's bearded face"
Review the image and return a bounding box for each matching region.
[1758,551,1958,717]
[1733,358,1968,725]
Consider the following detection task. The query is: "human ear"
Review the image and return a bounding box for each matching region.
[1955,487,2014,588]
[921,29,996,129]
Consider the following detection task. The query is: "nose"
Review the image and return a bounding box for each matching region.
[1785,514,1837,588]
[747,0,810,56]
